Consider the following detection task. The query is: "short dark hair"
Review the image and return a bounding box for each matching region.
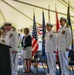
[24,28,29,34]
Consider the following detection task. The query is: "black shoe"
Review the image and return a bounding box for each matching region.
[30,69,31,72]
[23,71,28,73]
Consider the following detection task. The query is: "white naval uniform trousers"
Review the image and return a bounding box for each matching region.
[5,29,18,75]
[45,31,57,75]
[57,26,72,75]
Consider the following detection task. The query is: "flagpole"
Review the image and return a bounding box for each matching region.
[55,4,57,14]
[48,5,51,23]
[42,10,46,58]
[42,9,44,13]
[33,8,35,16]
[67,0,73,49]
[68,0,70,7]
[69,0,73,49]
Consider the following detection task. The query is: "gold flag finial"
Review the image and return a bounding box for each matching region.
[48,5,50,10]
[33,8,35,16]
[42,9,44,12]
[48,5,51,23]
[55,4,56,10]
[68,0,70,7]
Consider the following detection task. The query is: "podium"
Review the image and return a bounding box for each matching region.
[0,43,11,75]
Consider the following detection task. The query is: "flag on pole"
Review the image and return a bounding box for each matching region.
[67,3,72,28]
[32,10,38,56]
[42,10,46,57]
[67,2,73,49]
[55,6,60,33]
[55,5,60,60]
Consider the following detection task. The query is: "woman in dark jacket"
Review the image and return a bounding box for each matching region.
[22,28,32,72]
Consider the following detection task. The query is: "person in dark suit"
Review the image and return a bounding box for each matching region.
[22,28,32,73]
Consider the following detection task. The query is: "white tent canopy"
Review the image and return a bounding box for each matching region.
[0,0,74,29]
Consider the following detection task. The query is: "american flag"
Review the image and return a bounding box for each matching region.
[32,12,38,56]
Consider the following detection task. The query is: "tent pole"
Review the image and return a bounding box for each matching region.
[0,9,6,22]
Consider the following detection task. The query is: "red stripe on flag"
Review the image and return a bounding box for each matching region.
[38,26,42,28]
[38,26,42,35]
[32,44,38,56]
[32,37,38,56]
[32,38,37,47]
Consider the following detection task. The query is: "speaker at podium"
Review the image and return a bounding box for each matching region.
[0,43,11,75]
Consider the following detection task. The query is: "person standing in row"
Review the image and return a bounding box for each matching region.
[22,28,32,73]
[57,17,72,75]
[5,22,18,75]
[45,23,57,75]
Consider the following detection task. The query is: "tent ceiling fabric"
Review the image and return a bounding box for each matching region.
[0,0,74,29]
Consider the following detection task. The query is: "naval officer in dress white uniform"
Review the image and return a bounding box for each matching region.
[45,23,57,75]
[57,17,72,75]
[5,22,18,75]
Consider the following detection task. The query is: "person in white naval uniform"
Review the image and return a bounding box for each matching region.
[45,23,57,75]
[5,22,18,75]
[57,17,72,75]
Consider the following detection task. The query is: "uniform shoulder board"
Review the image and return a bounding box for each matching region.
[46,32,48,34]
[53,31,56,33]
[59,27,61,29]
[12,30,15,31]
[65,25,70,28]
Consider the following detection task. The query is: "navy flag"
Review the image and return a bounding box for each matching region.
[67,3,73,49]
[42,10,46,57]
